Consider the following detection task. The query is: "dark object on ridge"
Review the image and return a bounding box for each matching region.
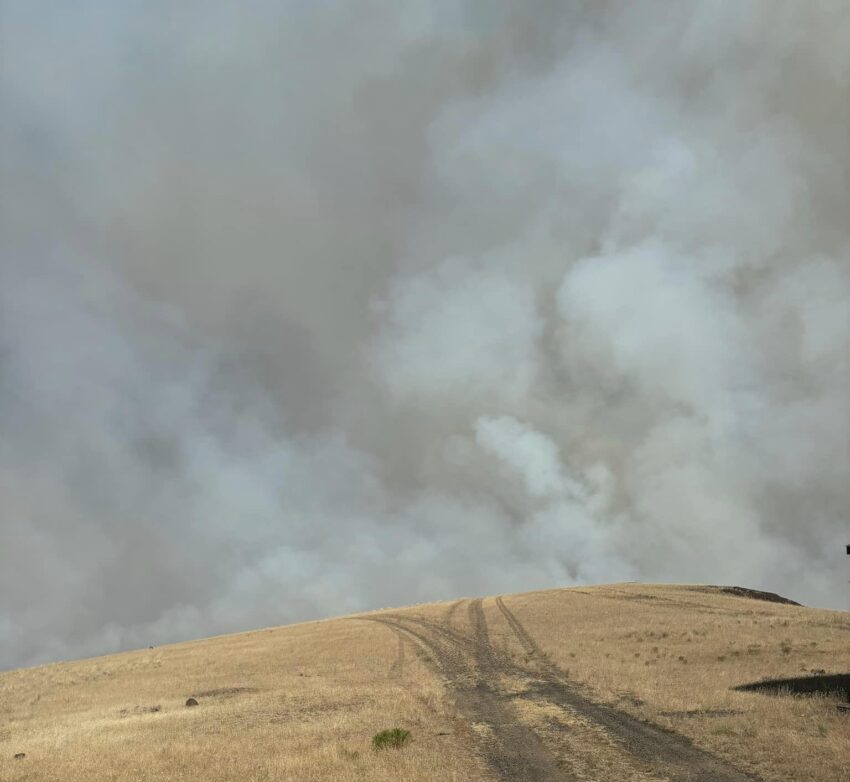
[14,753,25,760]
[185,697,199,707]
[717,586,801,606]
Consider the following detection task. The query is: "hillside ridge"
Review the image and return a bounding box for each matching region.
[2,582,848,781]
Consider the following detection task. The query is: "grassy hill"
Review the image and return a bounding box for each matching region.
[1,583,848,781]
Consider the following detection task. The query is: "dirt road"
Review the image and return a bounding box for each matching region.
[369,598,757,782]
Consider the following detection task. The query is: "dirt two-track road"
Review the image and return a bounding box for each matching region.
[4,584,846,780]
[370,598,757,782]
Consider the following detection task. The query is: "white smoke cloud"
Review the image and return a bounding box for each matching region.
[474,415,630,585]
[557,241,748,415]
[373,260,543,403]
[474,416,586,501]
[1,1,848,669]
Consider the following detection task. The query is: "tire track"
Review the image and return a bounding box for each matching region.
[370,616,461,679]
[444,599,465,628]
[468,598,496,669]
[580,589,735,616]
[392,610,472,649]
[368,613,570,781]
[388,630,406,678]
[370,599,758,781]
[495,596,539,658]
[492,597,758,782]
[468,599,491,647]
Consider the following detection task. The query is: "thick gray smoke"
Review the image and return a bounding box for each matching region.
[1,2,848,669]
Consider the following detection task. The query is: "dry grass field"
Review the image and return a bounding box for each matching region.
[1,583,848,781]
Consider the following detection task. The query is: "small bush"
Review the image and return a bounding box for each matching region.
[372,728,411,751]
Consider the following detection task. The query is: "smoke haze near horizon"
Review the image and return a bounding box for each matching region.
[1,1,849,670]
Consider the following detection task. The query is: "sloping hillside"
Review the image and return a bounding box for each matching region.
[2,584,848,781]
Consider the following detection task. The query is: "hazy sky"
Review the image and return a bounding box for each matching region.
[1,1,848,670]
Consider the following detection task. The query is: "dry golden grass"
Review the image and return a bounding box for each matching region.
[485,583,850,782]
[1,583,848,781]
[0,613,492,782]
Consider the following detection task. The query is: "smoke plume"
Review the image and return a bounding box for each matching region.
[1,1,848,669]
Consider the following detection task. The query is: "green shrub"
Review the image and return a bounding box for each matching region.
[372,728,411,751]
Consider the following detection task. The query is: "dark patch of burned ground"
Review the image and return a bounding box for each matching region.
[734,673,850,700]
[686,585,802,606]
[367,598,759,782]
[193,686,259,698]
[118,704,161,717]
